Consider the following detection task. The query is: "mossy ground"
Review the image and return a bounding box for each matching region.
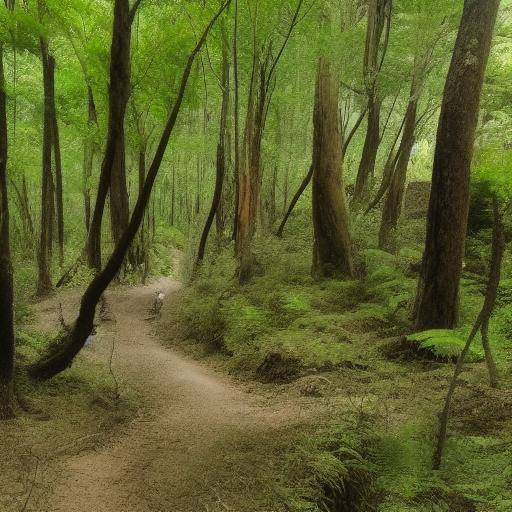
[166,209,512,512]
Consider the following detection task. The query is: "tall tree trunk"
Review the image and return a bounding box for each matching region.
[36,37,55,296]
[231,0,240,242]
[28,0,230,381]
[195,21,230,268]
[50,56,64,266]
[415,0,500,330]
[352,0,391,202]
[83,85,97,233]
[0,40,15,419]
[311,58,354,279]
[86,0,132,270]
[378,85,419,250]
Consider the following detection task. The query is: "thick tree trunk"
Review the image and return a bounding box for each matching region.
[83,85,97,233]
[0,42,15,419]
[50,56,64,266]
[86,0,132,270]
[29,0,230,380]
[109,130,130,245]
[311,58,354,279]
[415,0,500,330]
[36,38,55,296]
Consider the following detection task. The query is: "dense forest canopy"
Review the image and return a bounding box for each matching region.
[2,0,512,511]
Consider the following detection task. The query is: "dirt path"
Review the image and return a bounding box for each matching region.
[41,277,308,512]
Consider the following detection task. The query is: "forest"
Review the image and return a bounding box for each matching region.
[1,0,512,510]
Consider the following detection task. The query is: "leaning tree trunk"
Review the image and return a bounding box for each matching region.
[311,58,354,279]
[415,0,500,330]
[0,40,15,419]
[432,193,505,470]
[29,0,231,381]
[36,37,55,296]
[86,0,132,270]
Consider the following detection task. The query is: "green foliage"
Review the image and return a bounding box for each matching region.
[406,330,483,363]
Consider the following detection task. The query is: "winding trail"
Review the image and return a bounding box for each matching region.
[42,277,307,512]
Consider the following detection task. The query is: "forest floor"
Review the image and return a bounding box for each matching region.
[3,274,329,512]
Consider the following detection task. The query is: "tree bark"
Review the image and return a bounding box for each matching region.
[0,40,15,419]
[86,0,132,270]
[415,0,500,330]
[311,58,354,279]
[36,37,55,296]
[29,0,231,381]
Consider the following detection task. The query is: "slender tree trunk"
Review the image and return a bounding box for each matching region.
[311,58,354,279]
[83,85,97,233]
[29,0,230,381]
[36,37,55,296]
[352,0,391,203]
[50,56,64,266]
[86,0,132,270]
[378,88,419,250]
[231,0,240,241]
[354,95,381,201]
[276,164,313,238]
[0,41,15,419]
[432,193,505,470]
[415,0,500,330]
[195,21,230,269]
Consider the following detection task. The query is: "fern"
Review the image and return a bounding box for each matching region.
[406,329,483,363]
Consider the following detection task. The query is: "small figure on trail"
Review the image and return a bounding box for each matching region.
[151,290,165,318]
[85,326,98,348]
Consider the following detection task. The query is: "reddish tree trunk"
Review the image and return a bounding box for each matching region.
[311,58,354,279]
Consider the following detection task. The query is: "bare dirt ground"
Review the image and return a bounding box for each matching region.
[32,277,314,512]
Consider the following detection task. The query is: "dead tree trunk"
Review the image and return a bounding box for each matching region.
[432,193,505,470]
[311,58,354,279]
[36,37,55,296]
[29,0,231,381]
[415,0,500,330]
[0,40,15,419]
